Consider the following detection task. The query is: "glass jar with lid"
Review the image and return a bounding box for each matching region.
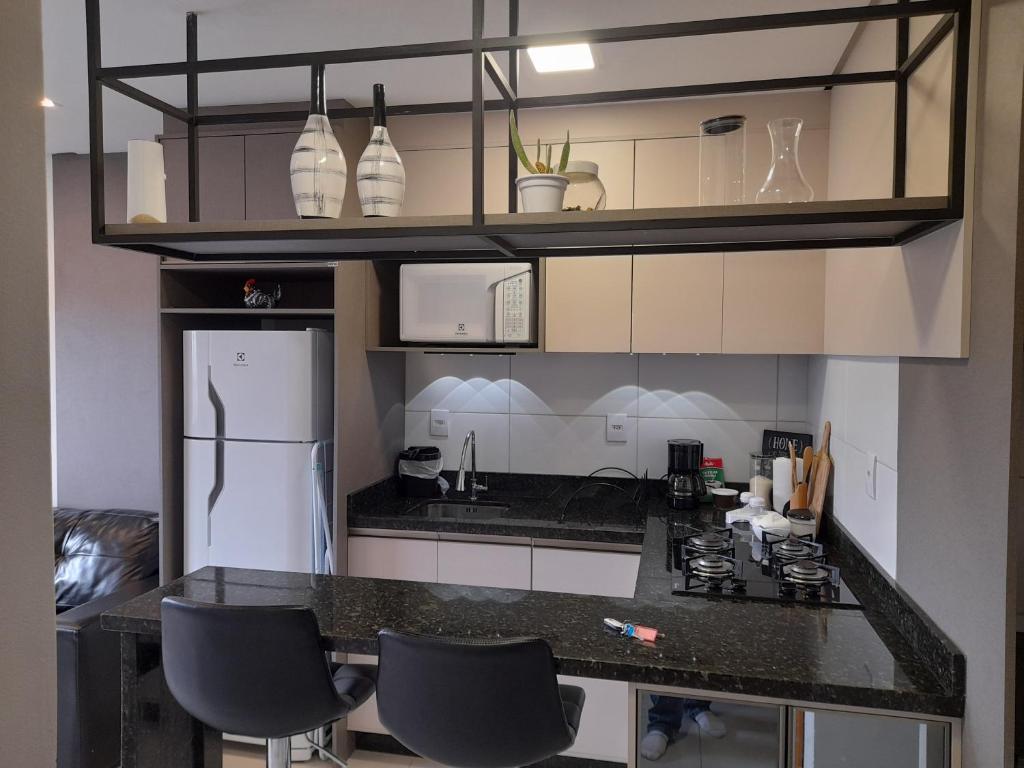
[562,160,607,211]
[698,114,747,206]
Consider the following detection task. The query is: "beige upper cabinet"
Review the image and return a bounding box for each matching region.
[545,256,633,353]
[631,253,724,353]
[722,250,825,354]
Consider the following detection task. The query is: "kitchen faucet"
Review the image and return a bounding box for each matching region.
[455,430,487,501]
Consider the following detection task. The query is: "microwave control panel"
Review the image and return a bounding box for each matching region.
[496,271,532,343]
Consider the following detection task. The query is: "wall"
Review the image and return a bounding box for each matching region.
[896,2,1024,766]
[807,356,898,576]
[405,354,810,482]
[51,153,161,511]
[0,0,57,760]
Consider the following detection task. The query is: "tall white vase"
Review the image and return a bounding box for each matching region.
[356,83,405,217]
[290,64,346,218]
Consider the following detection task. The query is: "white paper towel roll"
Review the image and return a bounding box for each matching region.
[772,456,804,513]
[126,140,167,224]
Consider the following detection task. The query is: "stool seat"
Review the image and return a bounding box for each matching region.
[376,629,585,768]
[161,597,376,766]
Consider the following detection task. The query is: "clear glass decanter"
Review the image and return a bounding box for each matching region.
[755,117,814,203]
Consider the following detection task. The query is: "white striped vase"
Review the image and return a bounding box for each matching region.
[290,114,347,219]
[356,125,405,217]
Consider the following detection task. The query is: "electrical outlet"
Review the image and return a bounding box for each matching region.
[429,409,450,437]
[606,413,628,443]
[865,452,877,500]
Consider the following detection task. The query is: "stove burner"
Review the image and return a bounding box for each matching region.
[688,532,732,553]
[766,533,824,566]
[782,559,833,585]
[690,554,735,579]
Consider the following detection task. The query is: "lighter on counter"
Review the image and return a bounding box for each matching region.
[603,618,663,643]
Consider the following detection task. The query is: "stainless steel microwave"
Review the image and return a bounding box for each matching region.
[399,262,534,344]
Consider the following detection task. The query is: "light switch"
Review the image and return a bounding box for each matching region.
[430,409,450,437]
[865,452,877,500]
[606,413,628,443]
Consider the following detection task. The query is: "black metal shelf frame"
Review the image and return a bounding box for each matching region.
[85,0,972,258]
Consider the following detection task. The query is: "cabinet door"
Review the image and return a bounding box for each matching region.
[545,256,633,353]
[530,549,637,761]
[722,251,825,353]
[345,536,437,734]
[244,132,300,220]
[794,709,949,767]
[532,547,640,598]
[437,540,532,589]
[400,146,508,216]
[347,536,437,581]
[162,136,245,222]
[634,137,699,208]
[631,253,724,353]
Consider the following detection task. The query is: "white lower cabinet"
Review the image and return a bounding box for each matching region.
[532,546,640,762]
[345,535,438,735]
[532,546,641,598]
[345,533,639,763]
[347,535,437,582]
[437,539,532,589]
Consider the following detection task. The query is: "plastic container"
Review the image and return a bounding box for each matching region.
[396,446,445,497]
[749,454,774,510]
[711,487,740,511]
[562,160,607,211]
[698,115,746,206]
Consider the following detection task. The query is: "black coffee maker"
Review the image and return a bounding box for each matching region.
[666,439,706,510]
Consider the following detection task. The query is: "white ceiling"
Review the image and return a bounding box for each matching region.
[41,0,871,154]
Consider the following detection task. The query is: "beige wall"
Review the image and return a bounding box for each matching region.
[0,0,57,761]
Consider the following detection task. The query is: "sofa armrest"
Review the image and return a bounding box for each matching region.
[56,578,157,768]
[57,577,157,633]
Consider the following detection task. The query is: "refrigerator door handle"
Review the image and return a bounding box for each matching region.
[208,369,225,438]
[207,440,224,546]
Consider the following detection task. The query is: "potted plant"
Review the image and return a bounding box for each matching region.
[511,113,571,213]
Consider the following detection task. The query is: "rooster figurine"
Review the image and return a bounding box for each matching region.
[242,278,282,309]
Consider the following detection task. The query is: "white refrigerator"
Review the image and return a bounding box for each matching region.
[183,329,334,577]
[183,329,334,761]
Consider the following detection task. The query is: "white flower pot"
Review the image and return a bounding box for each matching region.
[516,173,569,213]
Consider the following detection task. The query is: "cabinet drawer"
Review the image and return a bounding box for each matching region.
[347,536,437,582]
[437,540,532,590]
[532,547,639,598]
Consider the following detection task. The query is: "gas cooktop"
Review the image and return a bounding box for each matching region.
[667,517,862,608]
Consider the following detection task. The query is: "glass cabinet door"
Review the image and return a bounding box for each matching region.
[790,708,950,768]
[636,690,785,768]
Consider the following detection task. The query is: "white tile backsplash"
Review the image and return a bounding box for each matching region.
[404,410,510,473]
[807,354,900,576]
[844,357,899,470]
[637,355,778,420]
[510,353,637,416]
[406,353,810,481]
[778,356,810,422]
[637,417,775,481]
[509,414,638,476]
[406,354,511,414]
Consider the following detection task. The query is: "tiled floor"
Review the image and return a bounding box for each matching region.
[224,744,427,768]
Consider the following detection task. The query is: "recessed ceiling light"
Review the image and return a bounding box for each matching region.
[40,97,58,108]
[526,43,594,73]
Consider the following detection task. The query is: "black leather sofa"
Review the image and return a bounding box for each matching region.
[55,508,159,768]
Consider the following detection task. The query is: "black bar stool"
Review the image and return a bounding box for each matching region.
[160,596,376,768]
[376,629,585,768]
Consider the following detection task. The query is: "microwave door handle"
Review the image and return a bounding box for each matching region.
[488,270,530,344]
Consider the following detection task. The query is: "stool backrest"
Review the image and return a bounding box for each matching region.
[160,596,340,738]
[376,629,574,768]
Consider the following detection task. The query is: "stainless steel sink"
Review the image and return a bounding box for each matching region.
[417,500,510,520]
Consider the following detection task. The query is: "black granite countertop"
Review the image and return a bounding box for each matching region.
[103,561,961,717]
[347,473,648,545]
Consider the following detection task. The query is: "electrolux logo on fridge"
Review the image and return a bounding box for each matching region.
[455,322,467,336]
[233,351,249,367]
